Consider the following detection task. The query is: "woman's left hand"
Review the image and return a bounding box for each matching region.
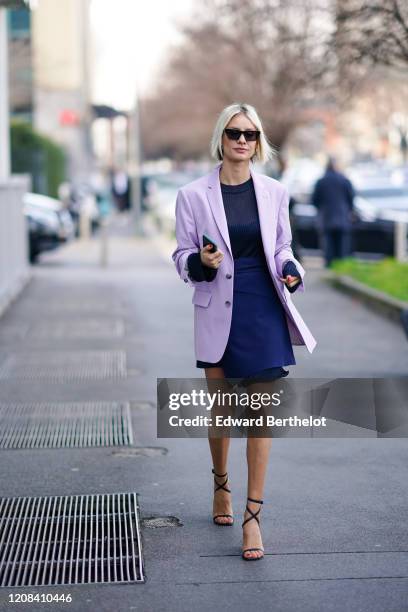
[279,274,301,288]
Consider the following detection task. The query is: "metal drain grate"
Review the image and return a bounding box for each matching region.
[0,492,144,587]
[0,402,133,449]
[0,350,127,382]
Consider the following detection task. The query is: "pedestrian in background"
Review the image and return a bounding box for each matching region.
[111,168,130,212]
[311,156,355,267]
[172,103,316,561]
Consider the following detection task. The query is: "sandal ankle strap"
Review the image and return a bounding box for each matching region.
[247,496,263,504]
[242,497,263,528]
[212,468,228,478]
[212,468,231,494]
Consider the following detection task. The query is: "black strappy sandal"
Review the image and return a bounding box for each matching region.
[241,497,264,560]
[212,468,234,526]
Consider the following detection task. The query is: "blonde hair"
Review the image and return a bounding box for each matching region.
[210,102,275,163]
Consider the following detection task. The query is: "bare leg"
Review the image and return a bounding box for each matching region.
[205,367,234,525]
[242,380,275,559]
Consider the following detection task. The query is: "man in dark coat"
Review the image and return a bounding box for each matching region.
[311,157,355,267]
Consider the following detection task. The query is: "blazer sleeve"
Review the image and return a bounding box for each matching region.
[171,188,202,288]
[274,186,306,293]
[187,253,218,282]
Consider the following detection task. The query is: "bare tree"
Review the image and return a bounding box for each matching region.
[332,0,408,158]
[335,0,408,70]
[140,0,338,160]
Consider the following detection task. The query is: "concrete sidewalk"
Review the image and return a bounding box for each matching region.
[0,214,407,612]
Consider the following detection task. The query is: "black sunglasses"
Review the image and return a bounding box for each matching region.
[224,128,260,142]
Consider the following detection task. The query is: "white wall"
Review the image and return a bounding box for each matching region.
[0,175,32,318]
[0,9,10,181]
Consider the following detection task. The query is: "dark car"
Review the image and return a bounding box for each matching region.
[23,193,75,262]
[284,162,408,256]
[25,207,62,262]
[290,195,399,256]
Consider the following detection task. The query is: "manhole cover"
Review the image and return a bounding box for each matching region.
[142,516,182,528]
[30,319,125,339]
[0,350,127,382]
[129,402,155,411]
[111,447,167,458]
[0,401,133,449]
[0,492,144,587]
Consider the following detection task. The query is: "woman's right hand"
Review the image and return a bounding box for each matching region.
[200,244,224,269]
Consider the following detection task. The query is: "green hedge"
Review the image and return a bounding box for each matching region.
[331,257,408,302]
[10,120,66,198]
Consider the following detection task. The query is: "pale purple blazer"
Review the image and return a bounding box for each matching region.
[172,162,317,363]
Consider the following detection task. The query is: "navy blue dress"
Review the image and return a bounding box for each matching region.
[188,177,299,386]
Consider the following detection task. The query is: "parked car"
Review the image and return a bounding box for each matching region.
[282,161,408,255]
[58,182,102,237]
[23,193,75,262]
[25,207,61,262]
[143,170,204,233]
[347,168,408,254]
[289,197,398,255]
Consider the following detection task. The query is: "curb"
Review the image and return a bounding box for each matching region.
[326,272,408,339]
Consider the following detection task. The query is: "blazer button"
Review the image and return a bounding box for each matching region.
[226,273,232,279]
[225,300,231,307]
[184,279,188,283]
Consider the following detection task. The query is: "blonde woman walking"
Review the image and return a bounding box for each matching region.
[172,103,316,560]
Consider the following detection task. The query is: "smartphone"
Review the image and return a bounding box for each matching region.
[203,233,217,253]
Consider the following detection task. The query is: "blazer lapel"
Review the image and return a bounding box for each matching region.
[249,165,274,261]
[206,163,232,257]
